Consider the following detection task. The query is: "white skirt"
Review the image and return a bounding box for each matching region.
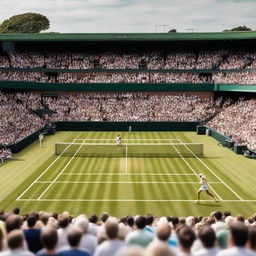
[200,184,209,191]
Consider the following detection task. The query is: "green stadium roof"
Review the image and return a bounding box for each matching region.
[0,32,256,42]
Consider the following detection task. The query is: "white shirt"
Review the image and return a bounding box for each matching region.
[217,246,256,256]
[194,247,220,256]
[93,239,125,256]
[79,233,97,255]
[0,249,34,256]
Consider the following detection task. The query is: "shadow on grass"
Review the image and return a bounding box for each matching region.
[196,203,222,207]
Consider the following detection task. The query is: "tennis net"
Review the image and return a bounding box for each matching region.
[55,142,203,157]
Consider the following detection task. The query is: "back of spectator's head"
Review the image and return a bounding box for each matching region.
[105,219,119,239]
[146,214,154,226]
[40,227,58,250]
[248,225,256,251]
[156,223,171,242]
[89,214,98,224]
[127,216,134,227]
[5,214,22,233]
[225,216,234,226]
[39,211,49,225]
[214,211,222,221]
[135,216,146,229]
[179,217,186,225]
[236,215,245,223]
[67,227,82,248]
[223,211,231,218]
[229,222,248,247]
[186,216,195,227]
[145,242,175,256]
[198,226,216,248]
[12,208,20,215]
[75,215,89,233]
[58,214,70,228]
[7,230,24,250]
[27,214,37,228]
[101,212,109,223]
[170,217,179,228]
[177,225,196,250]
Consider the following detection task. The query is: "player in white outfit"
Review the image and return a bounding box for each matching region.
[196,174,218,203]
[39,132,44,147]
[116,135,121,146]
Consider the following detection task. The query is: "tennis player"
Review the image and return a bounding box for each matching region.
[196,173,218,203]
[116,135,121,146]
[39,132,44,147]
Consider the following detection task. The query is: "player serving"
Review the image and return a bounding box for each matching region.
[196,173,218,203]
[116,135,121,146]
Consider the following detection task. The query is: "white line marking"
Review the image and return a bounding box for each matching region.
[37,139,86,200]
[35,181,222,184]
[61,173,196,176]
[16,138,78,200]
[171,142,223,201]
[178,139,244,201]
[16,199,256,202]
[125,145,128,174]
[74,139,180,141]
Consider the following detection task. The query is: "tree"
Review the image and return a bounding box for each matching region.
[0,13,50,33]
[223,26,252,32]
[168,29,177,33]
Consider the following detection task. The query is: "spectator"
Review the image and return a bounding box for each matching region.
[177,225,196,256]
[0,230,34,256]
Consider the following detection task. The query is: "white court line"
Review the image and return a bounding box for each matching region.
[37,139,86,200]
[16,199,256,202]
[125,145,128,174]
[74,139,180,141]
[35,181,222,184]
[16,138,79,200]
[178,139,244,201]
[61,173,195,176]
[171,142,223,201]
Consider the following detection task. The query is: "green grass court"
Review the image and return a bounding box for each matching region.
[0,131,256,217]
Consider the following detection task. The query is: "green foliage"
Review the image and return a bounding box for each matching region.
[223,26,252,32]
[168,29,177,33]
[0,12,50,33]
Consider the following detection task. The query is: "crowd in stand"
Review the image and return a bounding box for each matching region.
[207,98,256,150]
[0,50,256,70]
[0,91,255,150]
[0,70,256,84]
[0,92,45,146]
[0,209,256,256]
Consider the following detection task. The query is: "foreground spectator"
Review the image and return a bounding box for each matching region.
[217,222,255,256]
[0,230,34,256]
[94,219,125,256]
[177,225,196,256]
[194,226,219,256]
[59,227,90,256]
[125,216,154,247]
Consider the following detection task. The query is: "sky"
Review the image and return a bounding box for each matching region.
[0,0,255,33]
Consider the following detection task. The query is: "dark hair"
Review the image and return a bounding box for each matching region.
[135,216,146,229]
[51,213,58,220]
[7,230,23,250]
[146,214,154,225]
[249,225,256,250]
[236,215,245,223]
[177,225,196,249]
[89,214,98,224]
[58,214,70,228]
[198,226,216,248]
[230,222,248,246]
[5,215,22,233]
[213,211,222,221]
[170,217,179,227]
[40,227,58,250]
[127,216,134,227]
[101,212,109,223]
[223,211,231,218]
[68,228,82,247]
[12,208,20,215]
[105,221,118,239]
[27,214,37,228]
